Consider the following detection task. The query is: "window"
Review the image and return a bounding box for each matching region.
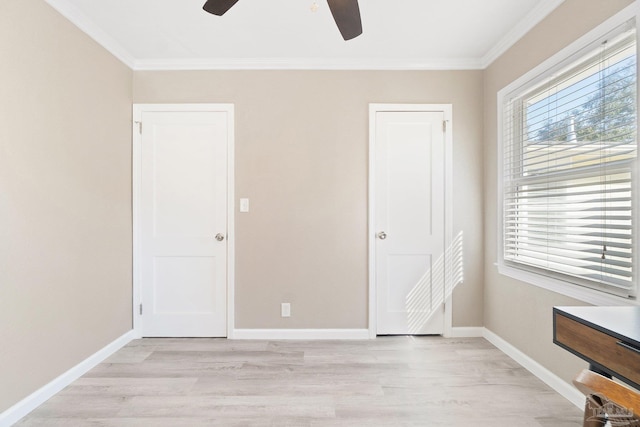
[500,19,638,298]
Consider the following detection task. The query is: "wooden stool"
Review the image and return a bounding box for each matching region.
[574,369,640,427]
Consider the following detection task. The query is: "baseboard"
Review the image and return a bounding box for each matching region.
[482,328,584,409]
[0,330,135,427]
[231,328,371,340]
[449,326,484,337]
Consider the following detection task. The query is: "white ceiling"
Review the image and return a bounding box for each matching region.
[44,0,565,70]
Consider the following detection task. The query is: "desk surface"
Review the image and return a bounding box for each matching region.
[555,306,640,349]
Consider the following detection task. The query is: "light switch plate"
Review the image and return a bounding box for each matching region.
[240,198,249,212]
[281,303,291,317]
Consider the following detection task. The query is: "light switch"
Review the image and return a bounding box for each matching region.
[281,303,291,317]
[240,198,250,212]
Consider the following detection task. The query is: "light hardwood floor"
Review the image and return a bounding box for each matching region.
[17,337,583,426]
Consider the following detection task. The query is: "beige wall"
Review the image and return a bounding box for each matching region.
[0,0,133,412]
[483,0,634,385]
[134,70,485,329]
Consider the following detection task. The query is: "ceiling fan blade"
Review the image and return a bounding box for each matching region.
[202,0,240,16]
[327,0,363,41]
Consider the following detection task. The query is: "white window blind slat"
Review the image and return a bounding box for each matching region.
[505,236,632,251]
[507,249,632,275]
[504,241,632,259]
[517,139,635,170]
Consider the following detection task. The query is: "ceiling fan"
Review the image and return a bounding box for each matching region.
[202,0,363,41]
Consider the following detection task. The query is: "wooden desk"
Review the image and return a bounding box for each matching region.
[553,306,640,390]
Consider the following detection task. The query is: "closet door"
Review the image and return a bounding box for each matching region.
[138,107,231,337]
[374,110,446,335]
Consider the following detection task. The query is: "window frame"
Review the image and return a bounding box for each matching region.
[496,4,640,306]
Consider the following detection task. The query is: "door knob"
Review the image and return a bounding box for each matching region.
[377,231,387,240]
[215,233,225,242]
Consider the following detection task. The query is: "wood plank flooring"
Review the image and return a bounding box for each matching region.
[16,337,583,426]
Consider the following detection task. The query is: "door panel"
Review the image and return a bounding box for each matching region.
[152,124,219,238]
[140,110,229,337]
[386,254,431,312]
[375,111,445,335]
[153,256,217,313]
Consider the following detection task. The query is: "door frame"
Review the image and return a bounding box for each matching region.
[368,104,453,338]
[132,103,235,339]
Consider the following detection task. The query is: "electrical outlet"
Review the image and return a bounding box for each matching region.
[281,303,291,317]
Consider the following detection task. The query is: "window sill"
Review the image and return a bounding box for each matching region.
[496,262,638,307]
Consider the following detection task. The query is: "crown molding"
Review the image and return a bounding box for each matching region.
[132,57,484,71]
[44,0,137,69]
[481,0,565,69]
[44,0,564,72]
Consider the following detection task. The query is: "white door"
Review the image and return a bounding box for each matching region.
[374,109,446,335]
[138,108,231,337]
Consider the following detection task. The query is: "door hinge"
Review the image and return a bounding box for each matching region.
[135,121,142,134]
[139,303,143,315]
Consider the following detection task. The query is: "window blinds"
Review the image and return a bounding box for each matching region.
[502,22,637,296]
